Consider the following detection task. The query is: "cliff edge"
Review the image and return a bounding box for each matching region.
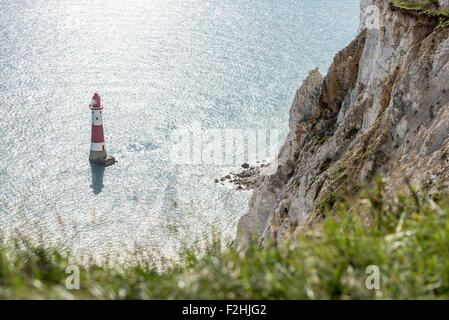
[237,0,449,248]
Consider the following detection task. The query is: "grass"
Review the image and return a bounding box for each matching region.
[1,177,449,299]
[391,0,449,28]
[313,134,332,147]
[319,158,333,173]
[392,0,437,11]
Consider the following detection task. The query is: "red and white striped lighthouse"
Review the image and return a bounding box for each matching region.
[89,93,116,166]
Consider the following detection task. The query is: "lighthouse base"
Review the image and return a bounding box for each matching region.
[89,151,117,167]
[104,155,117,166]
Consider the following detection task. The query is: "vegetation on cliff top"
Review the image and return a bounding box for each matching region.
[1,177,449,299]
[391,0,449,28]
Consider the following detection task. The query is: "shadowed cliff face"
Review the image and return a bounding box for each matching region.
[237,0,449,248]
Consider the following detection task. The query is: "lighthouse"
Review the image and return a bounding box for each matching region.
[89,93,116,166]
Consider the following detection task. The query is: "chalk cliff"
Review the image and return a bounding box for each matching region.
[237,0,449,247]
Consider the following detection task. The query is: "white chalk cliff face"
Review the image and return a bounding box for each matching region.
[237,0,449,248]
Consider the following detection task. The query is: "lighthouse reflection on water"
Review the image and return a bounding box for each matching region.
[90,162,105,195]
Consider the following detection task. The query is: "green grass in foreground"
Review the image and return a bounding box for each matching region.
[1,177,449,299]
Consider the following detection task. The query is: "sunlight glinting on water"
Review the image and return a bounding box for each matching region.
[0,0,359,260]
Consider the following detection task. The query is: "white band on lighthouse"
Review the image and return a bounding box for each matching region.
[91,110,103,126]
[91,142,105,152]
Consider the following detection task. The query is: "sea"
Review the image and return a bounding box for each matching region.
[0,0,359,261]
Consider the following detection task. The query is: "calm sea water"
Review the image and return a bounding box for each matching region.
[0,0,359,260]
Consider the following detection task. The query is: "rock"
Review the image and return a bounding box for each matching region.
[438,0,449,9]
[102,155,117,167]
[241,163,250,169]
[220,177,225,182]
[237,0,449,248]
[214,178,219,183]
[225,175,231,179]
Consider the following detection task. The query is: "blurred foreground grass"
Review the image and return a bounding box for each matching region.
[1,177,449,299]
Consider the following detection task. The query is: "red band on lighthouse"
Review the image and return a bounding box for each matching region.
[91,125,105,143]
